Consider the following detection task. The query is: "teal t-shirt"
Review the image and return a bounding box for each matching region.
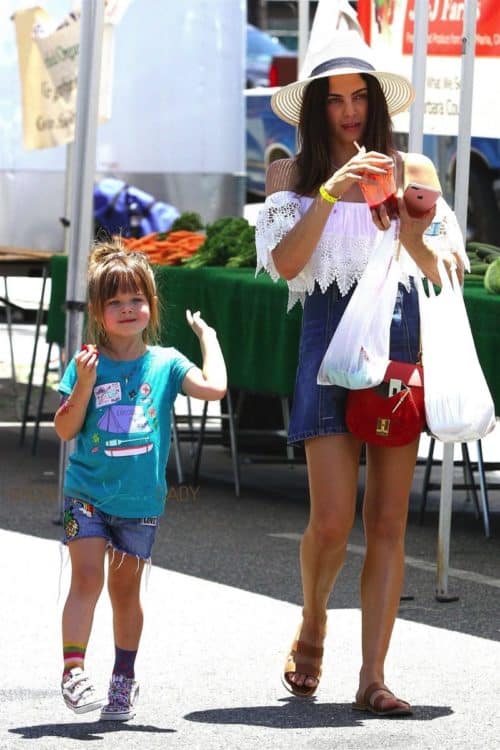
[58,346,194,517]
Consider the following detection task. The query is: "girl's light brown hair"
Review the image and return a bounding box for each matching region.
[86,238,159,346]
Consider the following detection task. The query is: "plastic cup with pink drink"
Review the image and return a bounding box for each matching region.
[355,142,398,218]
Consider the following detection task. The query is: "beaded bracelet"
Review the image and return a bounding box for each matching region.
[319,184,339,204]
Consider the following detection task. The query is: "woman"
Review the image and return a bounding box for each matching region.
[255,31,466,716]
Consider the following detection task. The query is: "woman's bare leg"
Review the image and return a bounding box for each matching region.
[356,438,419,710]
[287,433,362,690]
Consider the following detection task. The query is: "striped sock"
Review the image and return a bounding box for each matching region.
[63,643,86,677]
[113,646,137,679]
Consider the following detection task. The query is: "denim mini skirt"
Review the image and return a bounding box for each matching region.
[288,279,421,444]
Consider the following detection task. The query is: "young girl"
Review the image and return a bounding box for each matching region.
[55,241,227,720]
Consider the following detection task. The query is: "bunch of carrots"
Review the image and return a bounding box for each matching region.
[119,230,205,265]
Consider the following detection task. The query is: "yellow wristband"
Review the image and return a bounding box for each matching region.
[319,184,339,204]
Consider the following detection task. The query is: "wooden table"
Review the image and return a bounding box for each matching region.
[0,245,54,271]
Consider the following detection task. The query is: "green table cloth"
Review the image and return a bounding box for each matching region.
[46,254,68,346]
[155,266,302,396]
[463,279,499,413]
[47,257,499,411]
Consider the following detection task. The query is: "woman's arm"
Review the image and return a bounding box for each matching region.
[266,159,335,280]
[267,153,394,280]
[181,310,227,401]
[54,349,98,440]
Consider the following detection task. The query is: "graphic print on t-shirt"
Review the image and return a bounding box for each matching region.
[97,403,153,457]
[94,381,122,408]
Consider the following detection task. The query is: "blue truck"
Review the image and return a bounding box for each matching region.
[246,88,297,197]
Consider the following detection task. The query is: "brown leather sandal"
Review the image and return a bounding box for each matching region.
[352,681,413,716]
[281,638,324,698]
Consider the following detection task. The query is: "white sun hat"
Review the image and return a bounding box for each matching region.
[271,30,415,125]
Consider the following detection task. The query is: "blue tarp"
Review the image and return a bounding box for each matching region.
[94,178,180,237]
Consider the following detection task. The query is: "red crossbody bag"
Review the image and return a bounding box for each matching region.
[345,360,425,447]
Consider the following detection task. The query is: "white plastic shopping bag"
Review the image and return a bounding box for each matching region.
[317,222,400,389]
[417,261,496,442]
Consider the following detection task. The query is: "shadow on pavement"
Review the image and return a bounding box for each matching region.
[9,721,175,740]
[184,698,453,728]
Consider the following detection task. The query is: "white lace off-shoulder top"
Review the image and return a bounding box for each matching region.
[255,191,468,311]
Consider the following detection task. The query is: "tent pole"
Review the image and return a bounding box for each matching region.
[408,1,428,153]
[297,0,310,72]
[435,0,477,600]
[56,1,105,523]
[454,0,477,233]
[55,142,74,523]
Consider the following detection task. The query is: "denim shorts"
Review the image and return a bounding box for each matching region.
[62,497,159,560]
[288,279,421,444]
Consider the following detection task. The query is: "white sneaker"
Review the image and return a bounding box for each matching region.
[61,667,105,714]
[100,674,139,721]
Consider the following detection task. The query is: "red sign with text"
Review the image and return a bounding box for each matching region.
[402,0,500,57]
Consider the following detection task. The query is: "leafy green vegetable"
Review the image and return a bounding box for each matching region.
[182,216,256,268]
[170,211,204,232]
[225,225,256,267]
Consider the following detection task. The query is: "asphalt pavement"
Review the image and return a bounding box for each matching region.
[1,318,500,750]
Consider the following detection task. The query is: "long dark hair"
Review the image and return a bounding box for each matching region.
[295,73,395,195]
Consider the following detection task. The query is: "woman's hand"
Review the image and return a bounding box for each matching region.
[322,149,393,200]
[440,250,464,285]
[395,194,464,285]
[369,188,437,232]
[397,191,436,239]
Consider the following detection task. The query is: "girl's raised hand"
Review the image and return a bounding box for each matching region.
[186,309,216,340]
[75,344,99,388]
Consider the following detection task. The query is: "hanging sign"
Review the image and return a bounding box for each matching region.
[13,5,116,150]
[360,0,500,137]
